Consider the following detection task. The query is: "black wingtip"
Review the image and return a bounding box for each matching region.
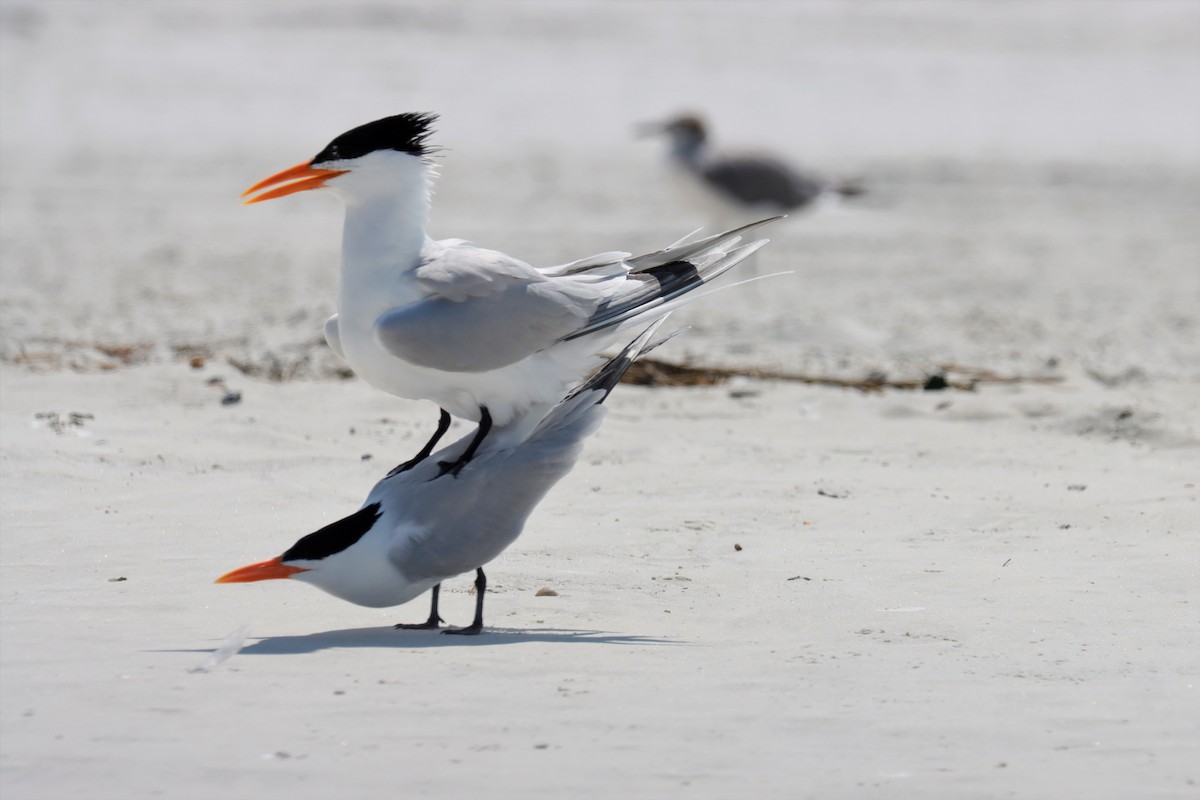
[566,319,669,405]
[311,112,439,165]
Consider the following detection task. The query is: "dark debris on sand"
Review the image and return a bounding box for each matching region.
[619,358,1063,393]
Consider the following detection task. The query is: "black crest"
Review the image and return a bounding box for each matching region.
[282,502,382,562]
[311,112,438,164]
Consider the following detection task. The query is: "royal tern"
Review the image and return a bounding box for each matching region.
[216,321,668,634]
[641,113,864,223]
[243,112,776,475]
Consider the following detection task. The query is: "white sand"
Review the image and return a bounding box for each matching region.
[2,2,1198,798]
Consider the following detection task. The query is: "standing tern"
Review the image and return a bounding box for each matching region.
[216,321,668,634]
[641,113,864,224]
[242,112,776,475]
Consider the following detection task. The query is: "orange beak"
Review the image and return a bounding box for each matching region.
[215,556,310,584]
[241,161,349,205]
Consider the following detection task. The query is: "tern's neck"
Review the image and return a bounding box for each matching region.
[341,181,430,278]
[336,155,437,299]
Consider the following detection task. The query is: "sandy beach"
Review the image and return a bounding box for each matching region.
[2,2,1198,798]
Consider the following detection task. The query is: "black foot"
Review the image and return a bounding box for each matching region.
[394,584,444,630]
[435,458,468,478]
[388,409,453,477]
[432,408,491,480]
[441,568,487,635]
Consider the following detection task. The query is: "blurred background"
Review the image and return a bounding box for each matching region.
[2,0,1197,384]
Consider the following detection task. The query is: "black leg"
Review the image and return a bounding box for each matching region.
[442,568,485,636]
[389,409,453,476]
[394,584,444,630]
[436,408,492,478]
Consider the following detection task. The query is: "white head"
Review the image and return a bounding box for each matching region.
[240,112,439,207]
[215,502,432,608]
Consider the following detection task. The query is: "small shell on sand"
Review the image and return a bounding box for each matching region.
[535,587,558,597]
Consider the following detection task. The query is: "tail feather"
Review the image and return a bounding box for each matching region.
[534,318,669,439]
[562,318,667,403]
[618,241,777,322]
[627,215,782,271]
[561,215,779,346]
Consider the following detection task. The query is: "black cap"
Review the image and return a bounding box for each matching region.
[312,112,438,165]
[281,503,382,562]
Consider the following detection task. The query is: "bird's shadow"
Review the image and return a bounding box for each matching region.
[162,626,681,657]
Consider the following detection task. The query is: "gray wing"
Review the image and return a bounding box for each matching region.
[375,241,604,372]
[375,280,601,372]
[702,154,826,209]
[383,405,600,581]
[414,240,548,301]
[375,223,776,372]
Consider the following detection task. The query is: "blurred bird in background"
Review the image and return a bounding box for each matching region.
[640,113,866,229]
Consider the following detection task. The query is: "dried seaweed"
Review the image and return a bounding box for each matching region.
[620,357,1063,393]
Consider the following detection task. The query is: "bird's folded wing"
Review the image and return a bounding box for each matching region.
[374,279,598,372]
[386,410,596,580]
[414,243,543,302]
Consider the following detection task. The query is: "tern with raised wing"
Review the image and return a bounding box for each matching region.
[242,113,776,476]
[216,321,668,634]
